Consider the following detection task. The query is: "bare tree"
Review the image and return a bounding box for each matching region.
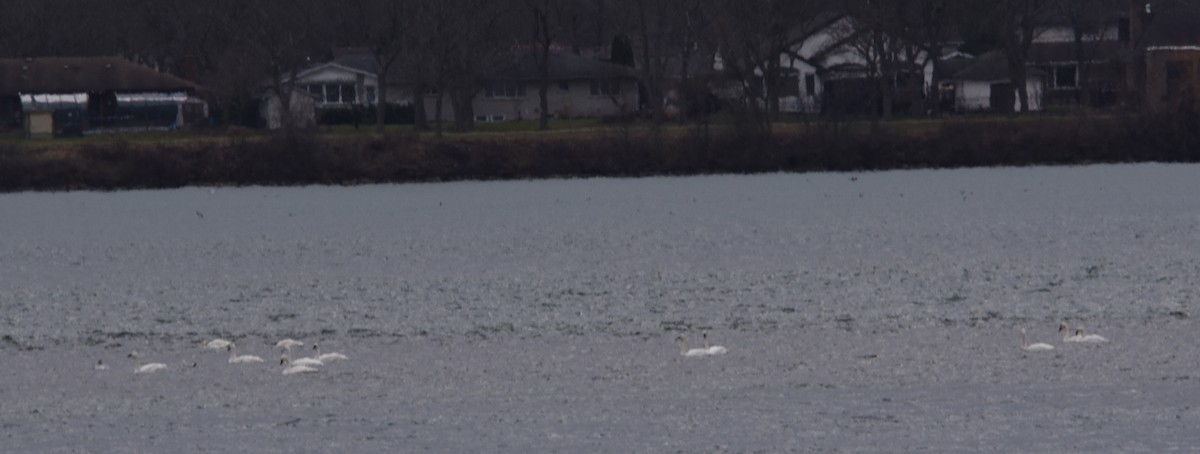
[996,0,1051,113]
[712,0,831,131]
[238,0,326,131]
[1052,0,1123,108]
[524,0,585,130]
[341,0,414,134]
[412,0,513,137]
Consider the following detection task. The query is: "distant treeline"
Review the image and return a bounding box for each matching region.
[3,115,1199,192]
[1,0,1131,133]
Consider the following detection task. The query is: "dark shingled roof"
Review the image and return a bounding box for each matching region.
[488,52,638,82]
[1139,7,1200,48]
[1027,41,1125,64]
[0,57,197,96]
[949,51,1046,82]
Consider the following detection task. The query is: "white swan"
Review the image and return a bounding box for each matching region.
[280,357,319,375]
[1021,329,1055,352]
[312,344,349,362]
[702,331,728,355]
[227,343,264,364]
[280,348,323,367]
[1072,326,1109,343]
[1059,323,1085,342]
[677,335,709,357]
[94,360,109,371]
[204,338,233,350]
[275,338,304,350]
[128,351,169,373]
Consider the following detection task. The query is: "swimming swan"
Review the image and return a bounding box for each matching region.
[280,357,319,375]
[312,344,348,362]
[677,335,710,357]
[1071,326,1109,343]
[204,338,233,350]
[128,351,168,373]
[275,338,304,350]
[94,360,109,371]
[280,348,322,367]
[1021,329,1055,352]
[1059,323,1085,342]
[227,343,264,364]
[702,331,728,355]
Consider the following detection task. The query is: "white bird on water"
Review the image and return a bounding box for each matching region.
[275,338,304,350]
[204,338,233,350]
[1060,323,1109,343]
[702,331,728,355]
[677,335,710,357]
[280,356,319,375]
[1059,323,1084,342]
[275,338,320,366]
[128,351,169,374]
[312,344,348,362]
[1021,329,1055,352]
[227,343,264,364]
[1072,326,1109,343]
[94,360,109,371]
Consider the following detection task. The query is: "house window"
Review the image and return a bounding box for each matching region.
[309,83,357,104]
[590,80,621,96]
[1166,61,1191,96]
[780,74,801,97]
[475,115,490,122]
[340,84,357,104]
[491,115,505,122]
[366,86,377,105]
[485,82,526,98]
[1053,65,1077,89]
[559,81,570,91]
[805,74,816,96]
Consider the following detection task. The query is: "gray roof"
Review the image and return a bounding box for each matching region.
[488,52,638,82]
[1027,41,1125,64]
[1139,7,1200,48]
[948,51,1046,82]
[0,56,197,96]
[328,54,380,75]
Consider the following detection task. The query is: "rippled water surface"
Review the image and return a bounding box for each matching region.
[2,165,1198,452]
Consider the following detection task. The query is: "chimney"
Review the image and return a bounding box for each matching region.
[1129,1,1154,47]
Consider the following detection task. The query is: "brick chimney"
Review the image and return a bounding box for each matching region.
[1129,1,1154,48]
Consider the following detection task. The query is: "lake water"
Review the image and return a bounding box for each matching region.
[1,165,1198,451]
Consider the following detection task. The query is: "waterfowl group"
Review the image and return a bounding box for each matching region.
[101,338,348,375]
[1022,322,1112,352]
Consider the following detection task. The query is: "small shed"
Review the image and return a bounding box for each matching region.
[24,110,52,139]
[20,93,87,137]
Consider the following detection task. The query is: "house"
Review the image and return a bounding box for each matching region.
[1025,7,1128,108]
[425,52,639,123]
[773,13,935,116]
[281,50,411,109]
[940,51,1046,112]
[0,56,206,136]
[1125,2,1200,112]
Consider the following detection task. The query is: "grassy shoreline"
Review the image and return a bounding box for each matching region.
[1,114,1196,192]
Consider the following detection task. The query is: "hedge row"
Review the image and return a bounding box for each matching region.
[1,115,1198,192]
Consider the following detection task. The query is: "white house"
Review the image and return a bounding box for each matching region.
[941,51,1045,112]
[772,14,936,116]
[283,52,411,109]
[425,52,640,123]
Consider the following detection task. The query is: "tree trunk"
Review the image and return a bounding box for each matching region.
[434,88,445,138]
[375,66,389,134]
[538,44,551,130]
[413,81,428,131]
